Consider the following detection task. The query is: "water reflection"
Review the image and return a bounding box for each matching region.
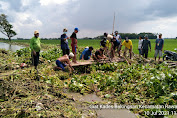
[0,42,25,52]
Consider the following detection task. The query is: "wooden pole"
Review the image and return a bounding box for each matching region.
[112,12,115,36]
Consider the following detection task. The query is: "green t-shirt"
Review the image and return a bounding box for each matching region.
[30,37,41,52]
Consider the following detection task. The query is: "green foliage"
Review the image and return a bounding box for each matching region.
[41,47,62,61]
[0,14,17,41]
[67,62,177,116]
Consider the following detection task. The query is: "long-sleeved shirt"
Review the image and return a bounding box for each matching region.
[30,37,41,52]
[141,39,151,50]
[61,34,69,49]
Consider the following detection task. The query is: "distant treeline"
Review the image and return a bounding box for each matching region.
[95,32,158,39]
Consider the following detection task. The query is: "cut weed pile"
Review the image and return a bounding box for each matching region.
[0,74,84,117]
[0,44,177,117]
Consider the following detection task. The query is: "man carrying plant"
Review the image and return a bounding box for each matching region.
[154,33,164,62]
[54,52,75,72]
[119,37,133,59]
[61,28,70,56]
[141,34,151,59]
[70,28,79,63]
[30,30,41,71]
[80,46,93,60]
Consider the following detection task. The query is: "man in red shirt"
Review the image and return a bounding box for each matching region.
[70,28,79,63]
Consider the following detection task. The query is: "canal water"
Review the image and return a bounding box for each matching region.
[0,42,25,52]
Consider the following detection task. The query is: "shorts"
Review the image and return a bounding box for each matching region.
[113,45,118,50]
[56,60,66,71]
[154,49,162,57]
[113,44,120,50]
[72,45,77,53]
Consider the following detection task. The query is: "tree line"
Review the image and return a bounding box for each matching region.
[95,32,157,39]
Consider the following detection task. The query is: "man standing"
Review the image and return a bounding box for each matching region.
[114,31,121,57]
[61,28,70,55]
[138,36,143,56]
[70,28,79,63]
[114,31,122,42]
[80,46,93,60]
[141,35,151,59]
[120,37,133,59]
[30,30,41,71]
[155,33,164,61]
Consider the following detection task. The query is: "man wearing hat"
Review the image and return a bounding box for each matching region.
[70,28,79,63]
[30,30,41,71]
[154,33,164,61]
[54,52,75,72]
[114,31,122,42]
[120,37,133,59]
[61,28,70,56]
[141,34,151,59]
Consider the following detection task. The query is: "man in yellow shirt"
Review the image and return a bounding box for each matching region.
[120,37,133,59]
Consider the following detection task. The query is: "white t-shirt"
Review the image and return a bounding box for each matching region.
[115,34,121,40]
[107,34,113,41]
[138,39,143,49]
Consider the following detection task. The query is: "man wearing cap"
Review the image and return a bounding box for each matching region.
[30,30,41,71]
[54,53,74,72]
[114,31,122,42]
[120,37,133,59]
[70,28,79,63]
[80,46,93,60]
[154,33,164,61]
[61,28,70,55]
[141,35,151,59]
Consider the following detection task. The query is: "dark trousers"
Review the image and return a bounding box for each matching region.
[62,49,70,56]
[32,52,40,66]
[142,49,148,58]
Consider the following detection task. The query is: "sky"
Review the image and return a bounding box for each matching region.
[0,0,177,39]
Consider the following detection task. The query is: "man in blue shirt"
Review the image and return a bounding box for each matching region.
[80,46,93,60]
[154,33,164,61]
[61,28,70,56]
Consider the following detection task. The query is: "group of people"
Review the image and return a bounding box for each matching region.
[30,29,78,72]
[29,29,164,72]
[138,33,164,61]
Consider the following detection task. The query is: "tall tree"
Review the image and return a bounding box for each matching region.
[0,14,17,41]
